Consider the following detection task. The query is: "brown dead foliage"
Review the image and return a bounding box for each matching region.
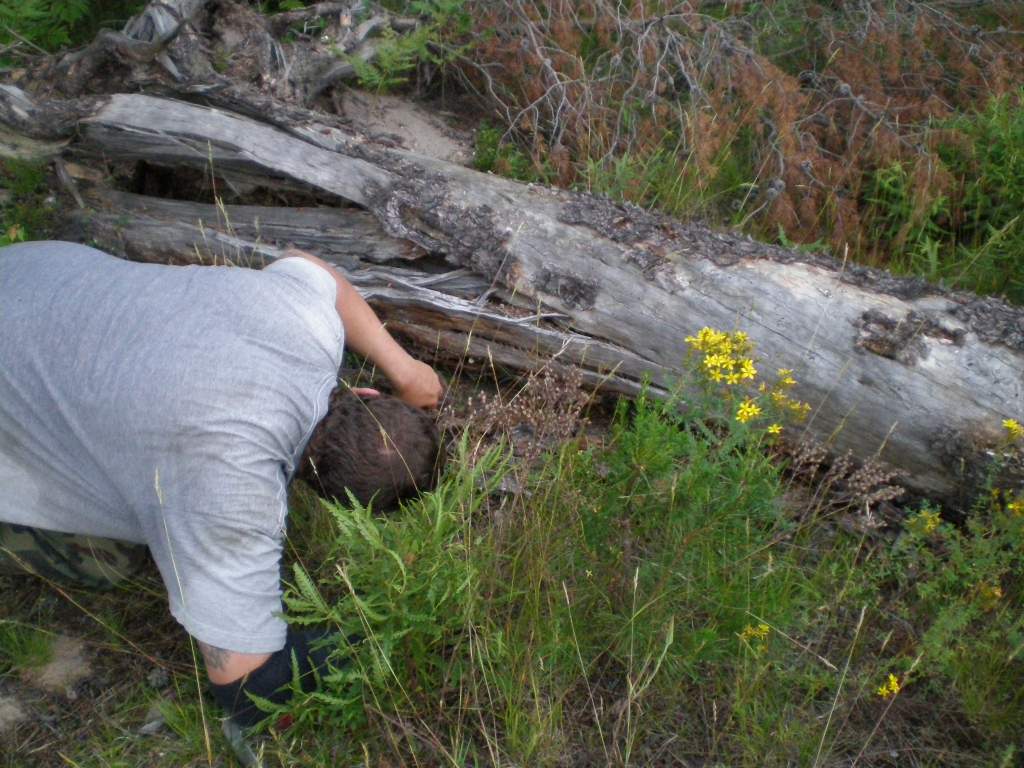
[453,0,1024,261]
[440,367,592,466]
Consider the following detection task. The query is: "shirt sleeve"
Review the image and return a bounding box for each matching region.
[265,256,337,306]
[263,256,345,367]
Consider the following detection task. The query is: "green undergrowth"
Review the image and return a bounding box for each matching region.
[0,0,144,52]
[865,90,1024,302]
[264,359,1023,764]
[5,333,1022,765]
[0,621,53,674]
[0,159,51,246]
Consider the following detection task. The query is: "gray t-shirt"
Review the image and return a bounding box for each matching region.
[0,241,344,653]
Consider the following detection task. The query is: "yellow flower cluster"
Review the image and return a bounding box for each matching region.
[776,368,797,387]
[685,328,811,432]
[1004,418,1024,441]
[736,398,762,424]
[761,371,812,421]
[910,508,941,535]
[739,623,771,643]
[876,673,902,699]
[990,488,1023,516]
[685,328,758,385]
[978,582,1004,611]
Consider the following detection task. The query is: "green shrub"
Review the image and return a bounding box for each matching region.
[870,496,1024,740]
[344,0,470,92]
[0,0,90,50]
[260,328,1023,764]
[474,123,549,182]
[279,438,507,733]
[270,331,852,763]
[0,159,53,244]
[580,125,757,222]
[0,159,51,245]
[864,91,1024,302]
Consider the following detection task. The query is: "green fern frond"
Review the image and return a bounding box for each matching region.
[0,0,91,50]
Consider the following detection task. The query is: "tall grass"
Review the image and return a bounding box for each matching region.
[267,345,1024,766]
[861,90,1024,303]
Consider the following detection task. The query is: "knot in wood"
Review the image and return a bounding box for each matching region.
[536,268,598,311]
[855,309,962,364]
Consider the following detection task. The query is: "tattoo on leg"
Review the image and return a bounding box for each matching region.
[198,641,231,671]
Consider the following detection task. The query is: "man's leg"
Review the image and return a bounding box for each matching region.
[0,522,149,590]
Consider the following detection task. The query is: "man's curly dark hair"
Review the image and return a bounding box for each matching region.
[297,390,443,512]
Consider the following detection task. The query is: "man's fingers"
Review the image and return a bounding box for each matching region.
[351,387,381,398]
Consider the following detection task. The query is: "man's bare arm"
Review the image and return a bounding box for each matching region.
[283,249,443,408]
[198,641,271,685]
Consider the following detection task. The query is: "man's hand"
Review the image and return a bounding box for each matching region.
[393,359,444,409]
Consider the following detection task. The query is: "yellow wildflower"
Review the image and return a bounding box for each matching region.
[739,623,771,643]
[910,508,941,535]
[1003,418,1024,441]
[686,327,729,353]
[876,673,901,699]
[978,582,1003,611]
[789,400,812,420]
[774,369,797,388]
[767,423,782,435]
[736,399,762,424]
[686,327,757,386]
[1007,498,1024,516]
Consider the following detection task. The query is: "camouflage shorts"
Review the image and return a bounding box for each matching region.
[0,522,149,590]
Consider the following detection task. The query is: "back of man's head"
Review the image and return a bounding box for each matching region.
[297,391,443,511]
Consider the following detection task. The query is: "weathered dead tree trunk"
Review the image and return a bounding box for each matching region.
[1,0,1022,507]
[57,188,664,398]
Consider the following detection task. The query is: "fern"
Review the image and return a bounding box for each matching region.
[0,0,91,50]
[343,0,470,92]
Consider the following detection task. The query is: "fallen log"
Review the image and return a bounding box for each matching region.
[60,189,666,398]
[3,85,1022,505]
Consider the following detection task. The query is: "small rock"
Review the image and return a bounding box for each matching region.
[146,667,170,689]
[0,695,27,733]
[138,701,166,736]
[222,718,263,768]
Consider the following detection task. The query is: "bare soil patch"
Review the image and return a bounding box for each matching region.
[338,91,474,165]
[22,635,90,695]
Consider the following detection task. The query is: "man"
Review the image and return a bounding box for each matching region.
[0,240,444,726]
